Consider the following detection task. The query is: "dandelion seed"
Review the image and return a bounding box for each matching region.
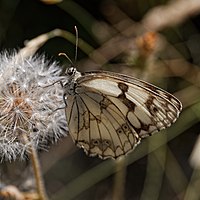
[0,52,67,161]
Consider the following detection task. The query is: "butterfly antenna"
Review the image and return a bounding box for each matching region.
[58,52,74,66]
[74,26,78,63]
[59,27,78,66]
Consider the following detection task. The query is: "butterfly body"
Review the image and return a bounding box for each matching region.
[63,67,182,159]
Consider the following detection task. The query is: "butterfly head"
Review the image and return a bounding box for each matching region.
[63,67,81,96]
[66,67,76,77]
[65,67,81,80]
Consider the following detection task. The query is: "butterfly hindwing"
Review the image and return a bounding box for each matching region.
[66,88,140,159]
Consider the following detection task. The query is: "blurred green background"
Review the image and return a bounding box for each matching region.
[1,0,200,200]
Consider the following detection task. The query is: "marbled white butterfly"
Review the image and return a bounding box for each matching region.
[62,67,182,159]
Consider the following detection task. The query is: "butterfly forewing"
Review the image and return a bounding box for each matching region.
[65,70,182,159]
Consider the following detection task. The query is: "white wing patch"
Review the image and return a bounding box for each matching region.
[64,70,182,159]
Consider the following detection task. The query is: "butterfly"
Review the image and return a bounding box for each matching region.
[62,67,182,159]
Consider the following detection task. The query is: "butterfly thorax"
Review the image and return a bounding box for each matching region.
[63,67,81,95]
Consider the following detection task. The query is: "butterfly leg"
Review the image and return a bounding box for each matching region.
[63,94,67,106]
[59,81,68,106]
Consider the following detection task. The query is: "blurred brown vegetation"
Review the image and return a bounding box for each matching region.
[1,0,200,200]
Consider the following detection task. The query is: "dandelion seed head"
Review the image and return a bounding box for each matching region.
[0,52,67,161]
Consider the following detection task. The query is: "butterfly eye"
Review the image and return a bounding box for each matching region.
[66,67,76,76]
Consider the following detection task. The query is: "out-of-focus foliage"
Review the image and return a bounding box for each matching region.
[0,0,200,200]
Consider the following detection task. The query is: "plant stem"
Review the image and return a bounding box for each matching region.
[112,156,126,200]
[23,134,49,200]
[29,144,49,200]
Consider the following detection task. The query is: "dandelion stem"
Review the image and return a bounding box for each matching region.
[23,134,49,200]
[29,143,49,200]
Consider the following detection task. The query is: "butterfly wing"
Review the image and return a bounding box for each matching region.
[66,90,141,159]
[65,71,182,159]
